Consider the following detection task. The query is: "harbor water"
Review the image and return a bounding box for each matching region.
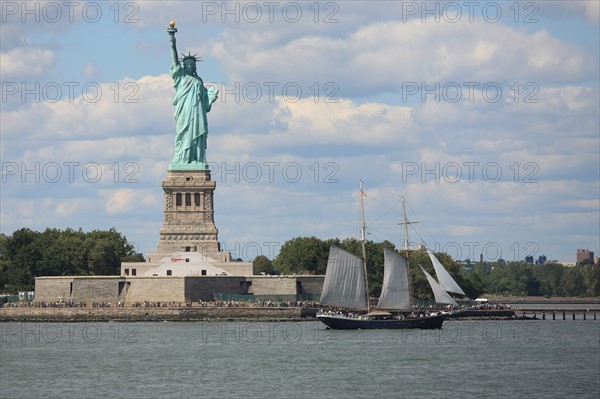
[1,320,599,398]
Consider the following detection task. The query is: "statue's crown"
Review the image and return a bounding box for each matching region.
[181,52,201,63]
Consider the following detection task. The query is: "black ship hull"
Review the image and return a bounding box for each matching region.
[316,313,446,330]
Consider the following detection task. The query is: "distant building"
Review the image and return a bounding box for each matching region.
[576,249,594,264]
[559,262,577,267]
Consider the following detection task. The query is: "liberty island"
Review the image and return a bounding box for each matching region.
[29,22,323,305]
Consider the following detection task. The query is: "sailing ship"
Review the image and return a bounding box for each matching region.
[316,182,465,330]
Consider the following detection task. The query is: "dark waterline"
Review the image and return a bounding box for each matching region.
[1,320,599,399]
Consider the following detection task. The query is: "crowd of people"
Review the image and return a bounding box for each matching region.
[473,302,511,310]
[1,300,86,308]
[1,299,321,309]
[198,299,319,308]
[1,299,509,311]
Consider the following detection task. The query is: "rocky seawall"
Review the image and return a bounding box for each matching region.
[0,307,319,322]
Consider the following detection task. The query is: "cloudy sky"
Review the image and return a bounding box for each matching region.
[1,1,598,263]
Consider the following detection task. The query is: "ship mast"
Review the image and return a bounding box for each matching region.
[399,196,418,308]
[359,180,371,313]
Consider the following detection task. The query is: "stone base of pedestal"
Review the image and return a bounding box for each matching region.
[157,169,221,254]
[120,168,253,278]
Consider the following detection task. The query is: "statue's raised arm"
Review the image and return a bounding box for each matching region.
[167,20,179,66]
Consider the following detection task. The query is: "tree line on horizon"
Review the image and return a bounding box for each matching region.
[254,236,600,299]
[1,229,598,299]
[253,236,485,299]
[0,228,143,293]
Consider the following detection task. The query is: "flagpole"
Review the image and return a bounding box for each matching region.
[359,180,371,313]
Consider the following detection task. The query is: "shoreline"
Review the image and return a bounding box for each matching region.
[0,306,317,322]
[2,298,598,323]
[481,296,600,304]
[0,307,519,323]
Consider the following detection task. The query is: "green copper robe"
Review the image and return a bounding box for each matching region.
[169,63,218,168]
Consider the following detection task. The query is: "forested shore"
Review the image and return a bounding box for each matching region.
[1,230,598,299]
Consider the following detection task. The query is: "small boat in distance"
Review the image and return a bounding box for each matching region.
[316,181,465,330]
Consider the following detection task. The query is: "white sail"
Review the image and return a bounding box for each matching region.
[419,265,458,306]
[426,249,465,295]
[320,245,368,309]
[376,248,410,310]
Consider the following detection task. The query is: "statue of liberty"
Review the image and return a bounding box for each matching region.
[167,21,218,170]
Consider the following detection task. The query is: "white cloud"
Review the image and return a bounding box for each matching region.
[2,75,173,147]
[583,0,600,24]
[100,188,160,215]
[1,197,98,226]
[83,62,102,79]
[212,19,596,96]
[276,98,415,146]
[0,47,56,79]
[547,1,600,25]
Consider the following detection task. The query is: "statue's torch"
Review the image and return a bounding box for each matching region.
[167,20,177,35]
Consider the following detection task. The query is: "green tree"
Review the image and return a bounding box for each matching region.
[0,233,9,292]
[560,267,584,296]
[273,236,330,274]
[581,265,600,296]
[524,264,541,296]
[533,263,564,296]
[86,229,135,275]
[460,272,485,299]
[122,253,145,262]
[253,255,274,275]
[1,227,138,293]
[5,228,40,291]
[37,228,90,276]
[471,261,600,298]
[408,249,432,300]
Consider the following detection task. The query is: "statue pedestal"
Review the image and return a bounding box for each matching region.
[130,167,255,277]
[153,169,228,260]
